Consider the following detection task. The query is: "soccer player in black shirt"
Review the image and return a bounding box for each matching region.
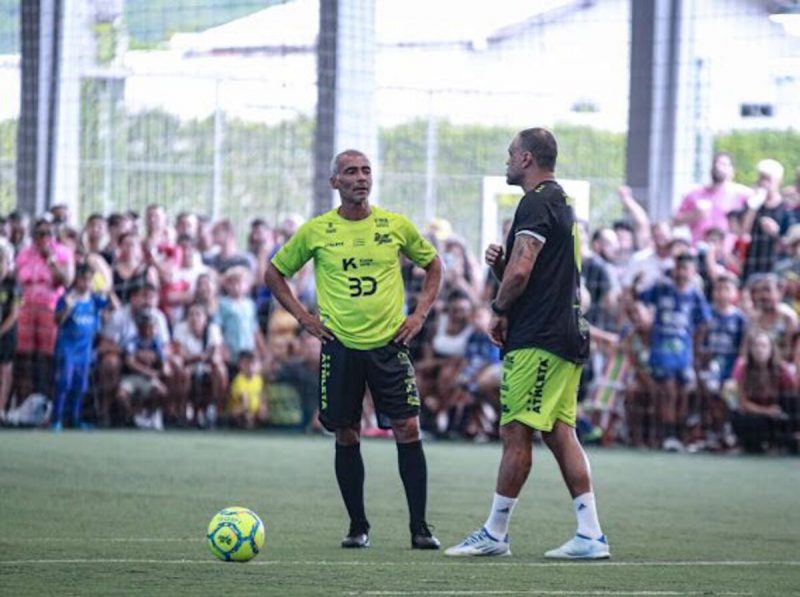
[446,128,609,559]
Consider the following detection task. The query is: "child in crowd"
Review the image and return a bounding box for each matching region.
[172,302,227,428]
[0,245,19,421]
[117,309,168,430]
[638,253,712,451]
[730,330,795,453]
[227,350,267,429]
[218,267,266,376]
[51,264,110,430]
[697,272,747,449]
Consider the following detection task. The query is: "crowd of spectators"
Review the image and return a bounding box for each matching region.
[581,155,800,455]
[0,153,798,455]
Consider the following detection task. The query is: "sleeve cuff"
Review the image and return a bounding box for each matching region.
[515,230,546,245]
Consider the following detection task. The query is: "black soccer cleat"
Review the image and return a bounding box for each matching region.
[341,522,370,548]
[411,522,441,550]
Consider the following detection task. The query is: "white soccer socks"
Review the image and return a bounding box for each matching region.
[484,493,518,539]
[573,492,603,539]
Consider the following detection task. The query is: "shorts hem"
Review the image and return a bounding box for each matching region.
[500,413,576,432]
[500,415,553,433]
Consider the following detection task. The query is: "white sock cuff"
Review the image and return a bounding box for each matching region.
[573,492,595,509]
[493,493,518,509]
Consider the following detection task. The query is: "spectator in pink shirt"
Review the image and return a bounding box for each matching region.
[14,217,75,403]
[674,152,751,244]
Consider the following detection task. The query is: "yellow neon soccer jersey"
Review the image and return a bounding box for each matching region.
[271,206,437,350]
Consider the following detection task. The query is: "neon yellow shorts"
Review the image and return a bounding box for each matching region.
[500,347,582,431]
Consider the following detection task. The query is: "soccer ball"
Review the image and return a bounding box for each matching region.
[207,507,265,562]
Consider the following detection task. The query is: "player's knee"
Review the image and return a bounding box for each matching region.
[391,416,420,443]
[542,421,574,448]
[335,424,361,446]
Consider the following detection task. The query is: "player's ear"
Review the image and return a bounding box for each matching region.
[522,151,534,168]
[329,174,339,190]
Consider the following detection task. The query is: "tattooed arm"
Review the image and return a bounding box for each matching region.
[492,235,542,312]
[488,235,542,346]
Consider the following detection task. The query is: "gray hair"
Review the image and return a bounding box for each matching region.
[330,149,368,177]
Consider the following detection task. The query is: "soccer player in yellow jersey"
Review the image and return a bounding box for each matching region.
[446,128,610,559]
[265,149,443,550]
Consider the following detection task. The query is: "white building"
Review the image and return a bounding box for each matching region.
[116,0,800,132]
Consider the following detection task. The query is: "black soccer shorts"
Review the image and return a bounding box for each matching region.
[318,337,421,431]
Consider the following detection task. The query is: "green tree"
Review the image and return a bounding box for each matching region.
[715,129,800,186]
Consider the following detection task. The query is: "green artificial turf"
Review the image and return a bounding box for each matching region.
[0,431,798,596]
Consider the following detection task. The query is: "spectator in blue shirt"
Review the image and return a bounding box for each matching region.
[639,253,712,450]
[117,308,168,430]
[697,272,747,448]
[52,264,110,430]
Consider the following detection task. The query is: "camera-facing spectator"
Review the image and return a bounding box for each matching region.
[622,221,674,291]
[730,330,795,453]
[742,159,790,281]
[673,152,751,244]
[175,211,199,243]
[218,267,267,372]
[160,233,211,325]
[51,264,110,430]
[745,273,797,362]
[226,349,267,429]
[117,308,168,430]
[638,253,712,451]
[112,232,158,305]
[206,219,254,275]
[97,281,170,425]
[172,302,227,428]
[697,273,747,449]
[100,212,133,265]
[14,217,74,404]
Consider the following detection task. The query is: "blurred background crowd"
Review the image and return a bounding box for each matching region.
[0,152,799,456]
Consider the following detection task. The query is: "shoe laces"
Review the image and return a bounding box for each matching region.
[413,522,435,537]
[461,528,488,545]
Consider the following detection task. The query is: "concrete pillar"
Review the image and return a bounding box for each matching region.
[625,0,703,222]
[313,0,377,215]
[17,0,61,217]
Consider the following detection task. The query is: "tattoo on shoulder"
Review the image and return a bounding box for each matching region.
[510,235,542,265]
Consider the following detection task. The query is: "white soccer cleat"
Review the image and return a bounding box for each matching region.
[444,527,511,557]
[544,534,610,560]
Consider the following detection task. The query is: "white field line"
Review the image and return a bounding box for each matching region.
[2,537,197,543]
[348,592,754,596]
[0,559,797,569]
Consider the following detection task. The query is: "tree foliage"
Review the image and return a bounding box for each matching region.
[715,129,800,186]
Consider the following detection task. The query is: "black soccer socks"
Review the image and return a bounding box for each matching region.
[397,440,428,531]
[335,442,369,533]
